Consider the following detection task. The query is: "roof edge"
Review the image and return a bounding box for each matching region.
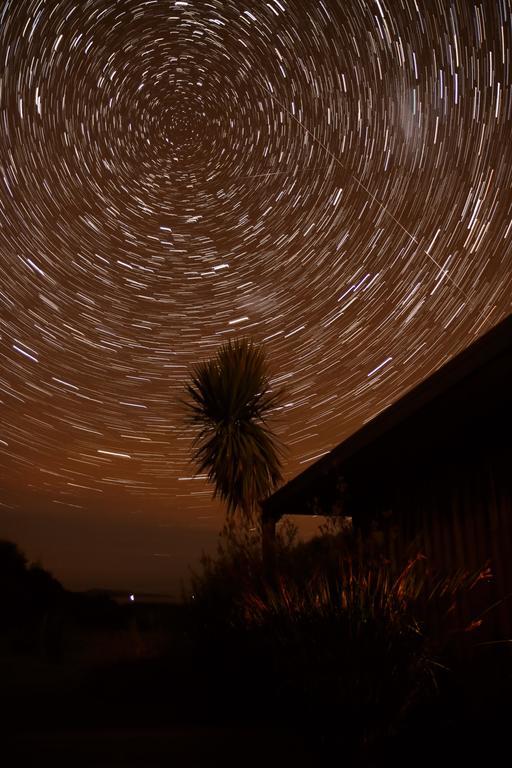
[263,312,512,514]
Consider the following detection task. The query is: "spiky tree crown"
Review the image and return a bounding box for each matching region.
[184,338,284,519]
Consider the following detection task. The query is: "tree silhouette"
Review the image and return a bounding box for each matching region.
[183,338,285,524]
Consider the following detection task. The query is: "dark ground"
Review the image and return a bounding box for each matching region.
[5,728,315,768]
[1,592,511,768]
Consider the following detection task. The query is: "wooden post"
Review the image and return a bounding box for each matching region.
[261,513,277,571]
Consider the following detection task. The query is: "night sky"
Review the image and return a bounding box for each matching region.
[1,0,511,594]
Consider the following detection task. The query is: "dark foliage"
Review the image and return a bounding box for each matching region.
[186,528,501,763]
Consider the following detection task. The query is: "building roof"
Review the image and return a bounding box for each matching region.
[262,312,512,519]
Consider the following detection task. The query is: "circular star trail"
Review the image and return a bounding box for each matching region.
[0,1,511,533]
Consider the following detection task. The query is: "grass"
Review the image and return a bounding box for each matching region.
[1,533,510,766]
[186,526,503,763]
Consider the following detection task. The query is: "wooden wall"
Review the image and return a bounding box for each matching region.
[349,448,512,642]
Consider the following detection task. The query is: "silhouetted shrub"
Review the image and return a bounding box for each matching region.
[187,529,493,761]
[0,541,65,640]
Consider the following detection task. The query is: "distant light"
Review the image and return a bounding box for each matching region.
[129,594,135,602]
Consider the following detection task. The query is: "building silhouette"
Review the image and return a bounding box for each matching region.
[263,313,512,638]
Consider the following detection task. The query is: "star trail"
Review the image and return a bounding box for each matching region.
[0,0,511,589]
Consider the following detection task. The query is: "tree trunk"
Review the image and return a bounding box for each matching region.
[261,513,277,571]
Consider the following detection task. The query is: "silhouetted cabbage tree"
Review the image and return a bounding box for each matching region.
[183,338,285,523]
